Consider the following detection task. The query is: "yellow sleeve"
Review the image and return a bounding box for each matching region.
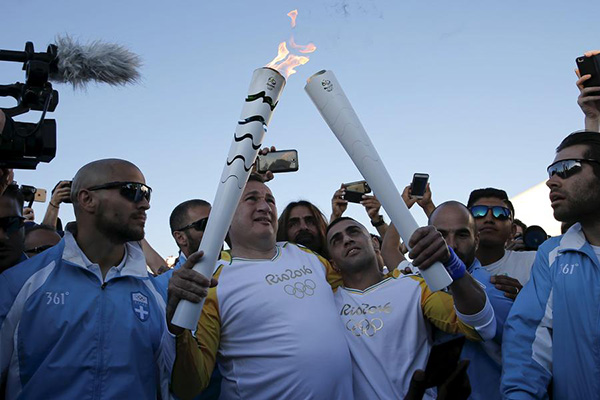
[171,265,224,399]
[412,276,482,342]
[294,243,342,289]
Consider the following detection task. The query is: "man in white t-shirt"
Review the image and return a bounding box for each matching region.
[166,175,353,400]
[327,216,496,399]
[467,188,536,299]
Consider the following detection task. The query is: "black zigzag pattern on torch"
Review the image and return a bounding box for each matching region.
[233,133,261,150]
[238,115,266,125]
[246,91,278,111]
[226,155,253,172]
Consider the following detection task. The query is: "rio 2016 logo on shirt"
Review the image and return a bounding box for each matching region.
[131,292,150,322]
[283,279,317,299]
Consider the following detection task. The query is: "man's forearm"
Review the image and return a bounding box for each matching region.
[450,273,486,314]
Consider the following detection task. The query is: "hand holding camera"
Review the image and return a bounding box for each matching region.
[576,51,600,131]
[50,180,72,208]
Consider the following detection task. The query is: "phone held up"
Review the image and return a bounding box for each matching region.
[342,180,371,203]
[256,150,299,174]
[576,54,600,88]
[410,173,429,199]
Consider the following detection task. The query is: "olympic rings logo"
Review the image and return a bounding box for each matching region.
[345,318,384,337]
[283,279,317,299]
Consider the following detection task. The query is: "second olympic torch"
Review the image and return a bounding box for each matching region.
[171,67,285,329]
[304,70,452,291]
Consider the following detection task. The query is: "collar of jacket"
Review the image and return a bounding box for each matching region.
[62,231,149,280]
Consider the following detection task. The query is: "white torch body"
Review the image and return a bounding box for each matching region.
[304,70,452,291]
[172,67,285,330]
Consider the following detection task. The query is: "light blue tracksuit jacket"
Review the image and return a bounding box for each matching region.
[0,232,175,399]
[502,223,600,399]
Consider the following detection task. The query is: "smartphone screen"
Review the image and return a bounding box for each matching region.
[411,173,429,199]
[257,150,299,173]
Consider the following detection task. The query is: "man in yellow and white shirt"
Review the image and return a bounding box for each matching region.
[166,176,352,400]
[326,217,496,399]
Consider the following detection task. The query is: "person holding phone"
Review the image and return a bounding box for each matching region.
[576,50,600,132]
[41,180,72,229]
[503,131,600,399]
[331,183,389,237]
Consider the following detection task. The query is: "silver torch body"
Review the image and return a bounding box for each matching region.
[304,69,452,292]
[172,67,286,330]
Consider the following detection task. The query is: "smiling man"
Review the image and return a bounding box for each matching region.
[0,159,174,399]
[503,131,600,399]
[168,174,352,400]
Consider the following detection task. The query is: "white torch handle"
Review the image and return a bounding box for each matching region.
[304,70,452,291]
[172,67,286,330]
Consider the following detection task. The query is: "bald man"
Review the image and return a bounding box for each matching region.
[0,159,175,399]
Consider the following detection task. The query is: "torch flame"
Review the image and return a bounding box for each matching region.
[265,9,316,79]
[288,10,298,28]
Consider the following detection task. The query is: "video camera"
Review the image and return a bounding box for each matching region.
[0,42,58,169]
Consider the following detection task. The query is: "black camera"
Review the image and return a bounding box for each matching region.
[522,225,549,251]
[0,42,58,169]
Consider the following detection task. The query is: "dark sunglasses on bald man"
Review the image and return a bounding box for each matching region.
[470,205,511,221]
[175,217,209,233]
[0,216,26,235]
[546,159,600,180]
[87,182,152,203]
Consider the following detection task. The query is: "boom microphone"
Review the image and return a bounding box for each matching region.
[0,35,142,89]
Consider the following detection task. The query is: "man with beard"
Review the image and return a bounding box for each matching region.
[328,216,495,399]
[277,200,329,257]
[502,131,600,399]
[0,159,175,399]
[0,185,26,272]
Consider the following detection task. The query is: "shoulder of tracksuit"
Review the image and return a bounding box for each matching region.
[501,224,593,399]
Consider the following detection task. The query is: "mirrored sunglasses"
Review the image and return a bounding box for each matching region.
[546,158,600,180]
[470,205,511,221]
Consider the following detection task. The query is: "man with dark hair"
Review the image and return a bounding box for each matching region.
[503,131,600,399]
[0,159,175,399]
[23,224,61,258]
[328,215,495,399]
[167,177,353,400]
[169,199,212,265]
[277,200,329,257]
[467,187,536,298]
[0,185,26,272]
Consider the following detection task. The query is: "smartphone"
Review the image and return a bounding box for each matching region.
[52,180,72,203]
[410,173,429,199]
[19,185,37,204]
[343,180,371,203]
[256,150,299,173]
[576,55,600,88]
[34,188,47,203]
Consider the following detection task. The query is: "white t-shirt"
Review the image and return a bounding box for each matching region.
[482,250,536,285]
[204,242,353,400]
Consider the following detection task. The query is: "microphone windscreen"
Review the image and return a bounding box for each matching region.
[50,35,142,88]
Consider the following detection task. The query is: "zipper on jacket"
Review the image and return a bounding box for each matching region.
[93,282,106,399]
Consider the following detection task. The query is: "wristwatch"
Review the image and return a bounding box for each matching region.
[371,215,385,227]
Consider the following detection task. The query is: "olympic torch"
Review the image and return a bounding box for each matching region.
[172,9,316,330]
[171,67,285,329]
[304,70,452,291]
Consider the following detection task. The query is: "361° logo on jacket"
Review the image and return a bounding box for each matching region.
[131,292,150,322]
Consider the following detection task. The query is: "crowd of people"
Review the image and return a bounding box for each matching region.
[0,53,599,399]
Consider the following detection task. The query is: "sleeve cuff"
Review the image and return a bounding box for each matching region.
[455,296,496,341]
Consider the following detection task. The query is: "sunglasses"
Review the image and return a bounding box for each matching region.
[87,182,152,203]
[470,205,512,221]
[546,159,600,179]
[0,216,26,235]
[25,244,55,255]
[176,217,209,233]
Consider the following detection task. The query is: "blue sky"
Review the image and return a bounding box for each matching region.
[2,0,599,257]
